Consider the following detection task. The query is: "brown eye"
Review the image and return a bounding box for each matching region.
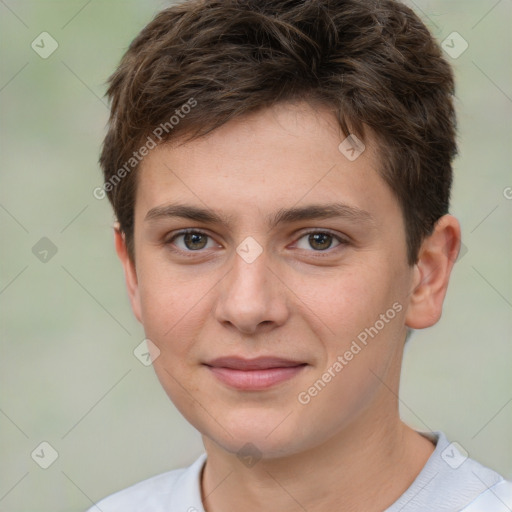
[295,231,345,252]
[308,232,333,250]
[183,232,208,250]
[168,230,215,251]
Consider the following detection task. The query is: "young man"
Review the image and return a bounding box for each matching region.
[89,0,511,510]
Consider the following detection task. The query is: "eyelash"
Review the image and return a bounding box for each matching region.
[165,228,349,257]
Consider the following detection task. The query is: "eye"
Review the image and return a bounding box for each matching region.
[295,230,345,251]
[165,229,348,255]
[167,229,217,251]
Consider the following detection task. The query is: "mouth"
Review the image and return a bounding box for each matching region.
[203,356,308,390]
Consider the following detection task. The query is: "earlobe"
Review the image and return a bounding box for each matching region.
[405,215,461,330]
[114,225,143,323]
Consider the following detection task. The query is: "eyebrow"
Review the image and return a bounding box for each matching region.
[144,202,374,229]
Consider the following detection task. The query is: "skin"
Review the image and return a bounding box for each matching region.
[115,101,461,512]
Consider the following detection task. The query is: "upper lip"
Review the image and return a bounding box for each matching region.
[204,356,306,371]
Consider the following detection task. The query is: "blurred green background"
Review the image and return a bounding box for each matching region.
[0,1,511,510]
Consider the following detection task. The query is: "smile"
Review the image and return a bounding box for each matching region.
[204,357,308,390]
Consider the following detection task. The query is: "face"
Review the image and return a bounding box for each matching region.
[117,101,431,459]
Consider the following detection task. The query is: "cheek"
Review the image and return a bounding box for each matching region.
[139,275,207,419]
[303,266,396,338]
[302,262,408,384]
[136,254,212,345]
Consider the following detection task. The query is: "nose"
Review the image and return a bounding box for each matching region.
[213,248,289,335]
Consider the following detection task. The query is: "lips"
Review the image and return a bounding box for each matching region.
[204,356,307,390]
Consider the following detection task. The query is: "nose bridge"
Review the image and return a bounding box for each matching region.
[215,242,288,332]
[231,247,269,298]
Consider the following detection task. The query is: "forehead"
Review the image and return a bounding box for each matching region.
[134,101,400,227]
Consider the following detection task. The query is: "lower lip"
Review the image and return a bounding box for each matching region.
[207,365,306,390]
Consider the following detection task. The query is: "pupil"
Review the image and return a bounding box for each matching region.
[185,232,207,250]
[309,233,332,250]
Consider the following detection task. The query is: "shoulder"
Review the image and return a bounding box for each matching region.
[386,431,511,512]
[459,479,512,512]
[85,454,207,512]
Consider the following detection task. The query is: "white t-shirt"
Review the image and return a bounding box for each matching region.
[87,431,512,512]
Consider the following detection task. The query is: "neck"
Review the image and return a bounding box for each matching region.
[201,412,435,512]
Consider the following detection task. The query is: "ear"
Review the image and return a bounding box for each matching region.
[114,224,142,323]
[405,214,461,329]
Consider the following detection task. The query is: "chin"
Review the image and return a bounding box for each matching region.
[197,406,314,459]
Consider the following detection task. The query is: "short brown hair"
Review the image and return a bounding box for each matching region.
[100,0,457,264]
